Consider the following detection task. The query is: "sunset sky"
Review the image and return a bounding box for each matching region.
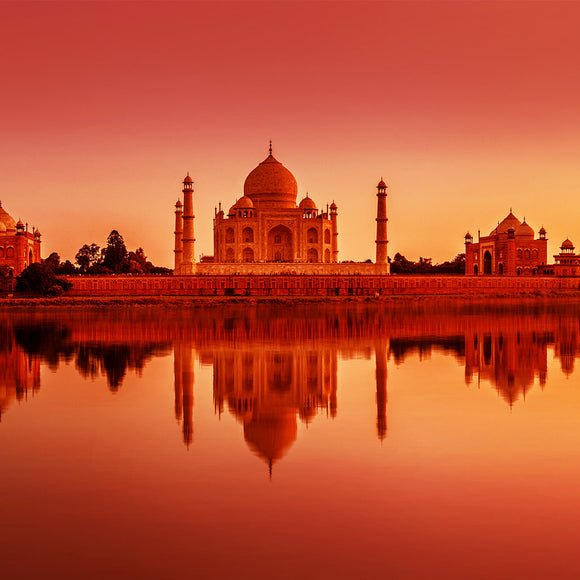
[2,0,580,266]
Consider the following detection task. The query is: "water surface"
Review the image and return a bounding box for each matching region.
[1,301,580,579]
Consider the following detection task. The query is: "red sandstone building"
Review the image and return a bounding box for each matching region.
[465,211,548,276]
[0,201,42,277]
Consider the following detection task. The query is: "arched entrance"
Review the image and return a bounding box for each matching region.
[307,248,318,263]
[268,225,293,262]
[483,251,492,275]
[474,264,478,275]
[242,247,254,263]
[498,263,503,275]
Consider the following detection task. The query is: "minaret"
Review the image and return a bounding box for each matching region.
[174,199,183,272]
[181,173,195,274]
[375,178,388,265]
[330,201,338,263]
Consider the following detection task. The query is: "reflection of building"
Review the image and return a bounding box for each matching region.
[173,342,194,447]
[209,345,338,474]
[465,211,547,276]
[0,324,40,420]
[0,201,42,277]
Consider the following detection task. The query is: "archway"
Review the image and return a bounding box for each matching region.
[324,249,331,263]
[267,225,293,262]
[307,228,318,244]
[324,229,331,244]
[225,248,235,263]
[226,228,235,243]
[242,247,254,263]
[483,251,492,275]
[307,248,318,263]
[498,263,503,275]
[242,227,254,243]
[474,264,478,275]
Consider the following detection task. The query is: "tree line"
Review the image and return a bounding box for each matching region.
[45,230,171,276]
[389,253,465,274]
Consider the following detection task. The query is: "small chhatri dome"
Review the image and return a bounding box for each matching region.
[175,199,183,208]
[539,226,546,234]
[377,178,387,188]
[228,202,238,216]
[515,220,534,237]
[299,195,317,210]
[16,219,24,228]
[243,146,298,209]
[561,238,575,249]
[465,231,472,239]
[235,195,254,209]
[183,173,193,184]
[330,201,337,210]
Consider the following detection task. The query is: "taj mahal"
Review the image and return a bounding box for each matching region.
[173,143,390,276]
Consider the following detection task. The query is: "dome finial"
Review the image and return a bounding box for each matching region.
[269,140,273,156]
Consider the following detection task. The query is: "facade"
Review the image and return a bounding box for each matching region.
[465,211,547,276]
[213,146,337,265]
[0,201,42,277]
[173,146,391,275]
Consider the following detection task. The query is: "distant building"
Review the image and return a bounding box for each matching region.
[552,239,580,277]
[173,144,390,275]
[464,211,547,276]
[0,201,42,277]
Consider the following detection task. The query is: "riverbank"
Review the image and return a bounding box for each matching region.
[2,291,580,308]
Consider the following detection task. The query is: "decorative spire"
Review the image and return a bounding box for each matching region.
[269,140,273,156]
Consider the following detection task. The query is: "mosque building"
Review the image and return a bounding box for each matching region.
[173,144,390,275]
[0,201,42,277]
[464,210,548,276]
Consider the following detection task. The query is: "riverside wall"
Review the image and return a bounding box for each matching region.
[61,274,580,297]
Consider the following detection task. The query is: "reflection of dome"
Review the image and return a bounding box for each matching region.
[244,411,297,470]
[299,195,316,210]
[235,195,254,209]
[490,211,521,236]
[243,153,298,208]
[515,220,534,237]
[0,204,17,231]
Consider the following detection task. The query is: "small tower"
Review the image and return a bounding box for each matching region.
[180,174,195,274]
[375,179,388,265]
[330,201,338,263]
[174,199,183,271]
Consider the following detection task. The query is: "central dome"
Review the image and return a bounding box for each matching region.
[243,153,298,209]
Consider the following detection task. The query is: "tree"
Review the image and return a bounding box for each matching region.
[16,263,72,296]
[57,260,77,275]
[103,230,128,273]
[75,243,100,272]
[44,252,61,273]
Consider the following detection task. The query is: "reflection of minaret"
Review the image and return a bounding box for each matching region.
[174,342,194,447]
[375,342,388,441]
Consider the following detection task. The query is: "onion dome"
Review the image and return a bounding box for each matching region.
[243,149,298,209]
[16,219,24,228]
[377,178,387,188]
[464,231,472,240]
[299,195,317,210]
[561,238,575,250]
[175,199,183,208]
[235,195,254,209]
[539,226,546,235]
[0,203,16,231]
[183,174,193,184]
[330,201,337,211]
[490,211,521,236]
[515,220,534,238]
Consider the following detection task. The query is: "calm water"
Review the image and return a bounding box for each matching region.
[1,301,580,579]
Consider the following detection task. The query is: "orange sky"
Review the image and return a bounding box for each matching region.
[2,1,580,266]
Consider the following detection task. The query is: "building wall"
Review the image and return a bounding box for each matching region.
[61,273,580,297]
[466,236,547,276]
[214,207,336,264]
[0,232,41,276]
